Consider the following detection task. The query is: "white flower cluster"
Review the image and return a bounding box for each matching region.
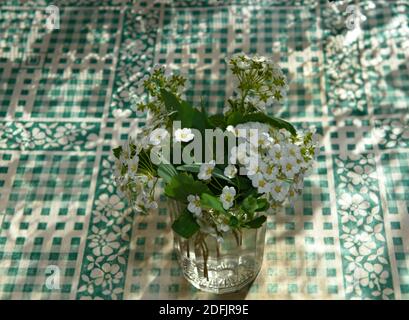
[226,121,319,204]
[226,53,289,113]
[183,122,319,241]
[113,125,206,215]
[113,54,319,241]
[133,65,187,118]
[113,139,159,215]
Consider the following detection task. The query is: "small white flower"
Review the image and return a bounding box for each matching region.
[198,160,216,180]
[230,143,249,165]
[269,144,283,164]
[261,162,278,180]
[237,60,250,70]
[245,157,261,176]
[251,173,270,194]
[226,125,237,137]
[220,186,236,210]
[174,128,194,142]
[149,128,169,145]
[284,144,301,160]
[270,180,289,202]
[258,132,272,148]
[127,156,139,179]
[280,158,300,179]
[140,134,150,150]
[133,193,157,213]
[187,195,202,217]
[252,55,266,63]
[119,141,132,164]
[224,165,237,179]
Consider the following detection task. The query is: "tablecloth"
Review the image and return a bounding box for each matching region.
[0,0,408,300]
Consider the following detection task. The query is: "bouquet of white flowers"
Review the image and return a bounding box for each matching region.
[112,53,319,293]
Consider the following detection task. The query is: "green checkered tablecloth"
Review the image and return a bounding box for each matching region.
[0,0,408,300]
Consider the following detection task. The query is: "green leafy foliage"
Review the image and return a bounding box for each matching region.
[211,167,234,184]
[161,89,208,133]
[177,164,235,185]
[200,193,226,214]
[157,163,178,183]
[256,198,269,212]
[229,216,239,228]
[208,114,227,129]
[164,173,210,202]
[242,195,258,213]
[112,146,122,159]
[244,215,267,228]
[161,88,182,113]
[171,209,200,238]
[176,164,200,173]
[138,149,157,175]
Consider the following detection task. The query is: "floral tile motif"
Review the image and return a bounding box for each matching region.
[360,2,409,116]
[374,116,409,150]
[76,155,134,300]
[333,153,394,299]
[0,122,100,151]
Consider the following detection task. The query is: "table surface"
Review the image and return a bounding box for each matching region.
[0,0,408,300]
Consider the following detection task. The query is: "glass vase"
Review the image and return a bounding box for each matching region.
[168,200,266,294]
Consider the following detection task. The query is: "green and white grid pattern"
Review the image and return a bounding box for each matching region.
[0,0,408,299]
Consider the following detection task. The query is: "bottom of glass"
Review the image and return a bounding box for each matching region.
[178,254,262,294]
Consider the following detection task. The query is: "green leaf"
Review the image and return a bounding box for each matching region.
[242,195,258,214]
[226,112,243,127]
[164,173,211,202]
[200,193,226,214]
[171,209,200,239]
[177,164,235,185]
[169,98,208,133]
[211,167,234,184]
[256,198,269,212]
[244,215,267,228]
[157,163,178,184]
[176,164,200,174]
[229,215,239,228]
[161,89,181,112]
[160,88,207,131]
[138,149,157,175]
[201,102,213,129]
[208,114,227,129]
[236,175,253,192]
[113,146,122,159]
[178,101,195,128]
[227,112,296,136]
